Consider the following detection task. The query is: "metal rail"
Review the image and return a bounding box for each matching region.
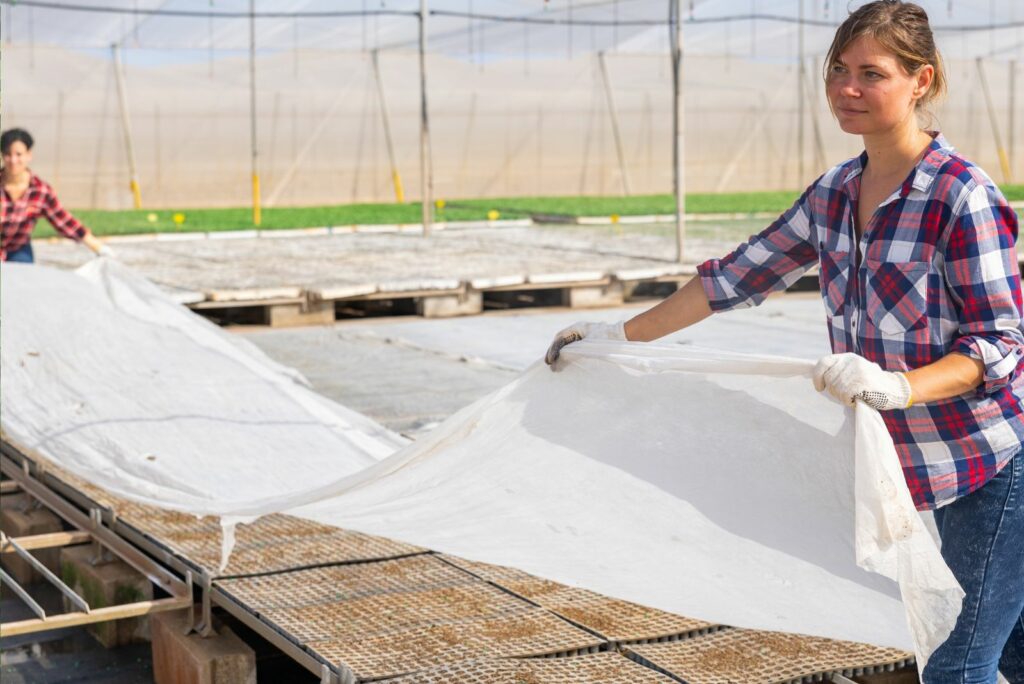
[0,448,192,638]
[0,441,352,684]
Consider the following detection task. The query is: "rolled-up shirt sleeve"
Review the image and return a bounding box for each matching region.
[697,181,820,312]
[944,181,1024,395]
[42,188,88,241]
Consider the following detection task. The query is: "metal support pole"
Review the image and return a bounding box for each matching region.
[1010,60,1017,182]
[803,65,826,173]
[111,44,142,209]
[797,0,805,185]
[371,50,406,204]
[670,0,685,263]
[249,0,261,226]
[54,91,64,190]
[977,57,1013,184]
[418,0,434,236]
[598,51,632,196]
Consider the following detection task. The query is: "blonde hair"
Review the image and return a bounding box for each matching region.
[824,1,947,110]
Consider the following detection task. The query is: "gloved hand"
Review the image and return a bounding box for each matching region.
[812,352,913,411]
[544,321,627,367]
[96,244,117,259]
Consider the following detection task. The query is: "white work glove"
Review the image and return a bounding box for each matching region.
[96,244,117,259]
[544,321,627,367]
[812,352,913,411]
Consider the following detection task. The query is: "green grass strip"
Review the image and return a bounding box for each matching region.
[35,184,1023,238]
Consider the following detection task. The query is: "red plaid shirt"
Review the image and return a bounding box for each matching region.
[1,174,88,260]
[699,133,1024,510]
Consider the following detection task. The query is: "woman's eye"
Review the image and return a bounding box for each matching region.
[866,71,882,79]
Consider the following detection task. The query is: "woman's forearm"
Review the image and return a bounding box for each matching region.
[81,232,104,254]
[904,352,985,404]
[624,277,713,342]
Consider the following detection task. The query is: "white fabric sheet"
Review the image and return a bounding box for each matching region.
[0,262,962,666]
[0,261,406,514]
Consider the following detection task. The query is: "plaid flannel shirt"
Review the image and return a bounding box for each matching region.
[698,133,1024,510]
[1,174,87,260]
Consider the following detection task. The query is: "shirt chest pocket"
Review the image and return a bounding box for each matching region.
[864,259,929,336]
[818,249,849,317]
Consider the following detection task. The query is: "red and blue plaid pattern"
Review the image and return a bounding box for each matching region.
[698,133,1024,510]
[1,174,87,260]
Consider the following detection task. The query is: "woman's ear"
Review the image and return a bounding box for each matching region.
[912,64,935,101]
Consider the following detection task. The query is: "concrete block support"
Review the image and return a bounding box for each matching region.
[60,544,153,647]
[268,301,334,327]
[418,291,484,318]
[152,609,257,684]
[566,281,625,309]
[0,493,63,584]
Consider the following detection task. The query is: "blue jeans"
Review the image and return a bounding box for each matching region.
[5,241,34,263]
[923,452,1024,683]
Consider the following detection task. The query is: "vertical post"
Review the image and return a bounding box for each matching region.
[154,104,162,200]
[111,44,142,209]
[977,57,1013,184]
[670,0,685,263]
[249,0,261,226]
[54,91,64,190]
[536,104,543,195]
[796,0,805,185]
[598,51,632,196]
[803,66,826,173]
[1010,60,1017,183]
[419,0,434,235]
[371,50,406,203]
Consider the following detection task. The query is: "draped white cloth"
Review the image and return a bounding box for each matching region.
[1,261,962,665]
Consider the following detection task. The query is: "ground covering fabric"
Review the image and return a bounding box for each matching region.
[0,262,961,665]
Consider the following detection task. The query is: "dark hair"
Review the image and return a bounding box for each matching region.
[824,1,947,109]
[1,129,34,154]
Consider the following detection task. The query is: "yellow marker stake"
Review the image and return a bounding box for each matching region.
[252,173,262,226]
[997,149,1014,185]
[392,170,406,204]
[129,179,142,209]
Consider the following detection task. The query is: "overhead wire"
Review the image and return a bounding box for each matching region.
[4,0,1024,32]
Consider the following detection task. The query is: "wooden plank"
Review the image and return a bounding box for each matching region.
[188,296,303,310]
[207,287,303,303]
[2,530,91,552]
[484,278,612,293]
[0,480,20,493]
[1,596,191,637]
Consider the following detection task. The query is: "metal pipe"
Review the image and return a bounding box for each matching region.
[976,57,1013,184]
[670,0,685,263]
[418,0,434,236]
[598,51,631,196]
[797,0,805,185]
[1010,60,1017,182]
[804,65,826,174]
[54,91,64,190]
[249,0,261,225]
[371,50,406,204]
[0,568,47,620]
[4,535,91,614]
[111,44,142,209]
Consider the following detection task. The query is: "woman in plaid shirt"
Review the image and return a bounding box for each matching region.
[1,128,113,263]
[547,2,1022,679]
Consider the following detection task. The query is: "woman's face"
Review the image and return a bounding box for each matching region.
[826,35,933,138]
[2,140,32,176]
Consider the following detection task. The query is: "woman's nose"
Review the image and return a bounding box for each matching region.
[839,83,860,97]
